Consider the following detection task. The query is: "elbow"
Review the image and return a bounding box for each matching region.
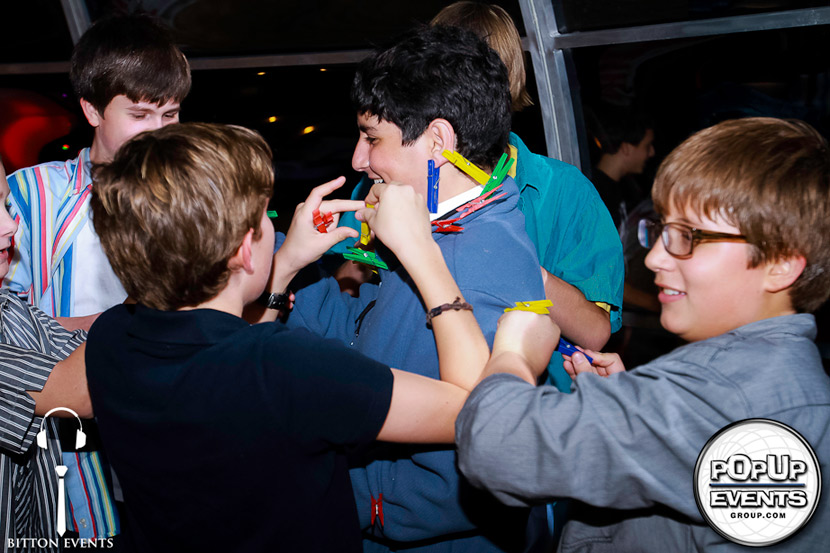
[582,317,611,351]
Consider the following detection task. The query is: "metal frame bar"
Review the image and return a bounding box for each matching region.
[552,7,830,49]
[519,0,582,166]
[516,5,830,171]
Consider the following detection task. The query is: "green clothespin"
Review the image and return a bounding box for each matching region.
[267,210,278,219]
[343,247,389,270]
[481,153,514,195]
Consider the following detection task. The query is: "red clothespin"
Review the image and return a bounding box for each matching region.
[312,209,334,233]
[432,219,464,233]
[370,493,384,526]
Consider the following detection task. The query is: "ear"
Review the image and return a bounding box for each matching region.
[425,119,456,166]
[80,98,102,128]
[228,228,256,274]
[763,255,806,293]
[618,141,634,157]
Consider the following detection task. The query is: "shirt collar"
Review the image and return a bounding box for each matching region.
[429,185,484,221]
[128,304,251,346]
[72,148,92,195]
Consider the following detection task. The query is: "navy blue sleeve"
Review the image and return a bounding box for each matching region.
[256,325,393,447]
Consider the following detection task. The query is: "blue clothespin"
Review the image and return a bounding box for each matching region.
[427,160,439,213]
[557,338,593,364]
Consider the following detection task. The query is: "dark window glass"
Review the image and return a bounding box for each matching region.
[555,1,830,33]
[0,1,74,63]
[85,0,525,56]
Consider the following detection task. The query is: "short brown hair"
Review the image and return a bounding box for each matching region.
[431,2,532,112]
[71,14,191,113]
[91,123,274,311]
[653,117,830,313]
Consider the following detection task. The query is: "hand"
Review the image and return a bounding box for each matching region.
[563,349,625,379]
[275,177,363,275]
[357,182,433,262]
[492,311,560,380]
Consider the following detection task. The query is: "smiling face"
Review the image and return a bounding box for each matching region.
[645,205,777,342]
[352,113,433,197]
[0,163,20,280]
[82,94,181,163]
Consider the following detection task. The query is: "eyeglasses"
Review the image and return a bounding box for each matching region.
[638,218,748,259]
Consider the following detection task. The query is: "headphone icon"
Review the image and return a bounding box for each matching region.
[36,407,86,537]
[37,407,86,451]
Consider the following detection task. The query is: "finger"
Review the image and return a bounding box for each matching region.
[305,176,348,207]
[563,359,576,379]
[571,352,595,375]
[326,226,359,244]
[319,199,366,215]
[365,182,388,206]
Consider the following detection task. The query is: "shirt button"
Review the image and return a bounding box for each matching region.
[80,518,88,528]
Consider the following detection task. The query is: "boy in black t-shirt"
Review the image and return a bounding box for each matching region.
[85,122,552,552]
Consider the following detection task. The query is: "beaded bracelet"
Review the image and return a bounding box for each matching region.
[426,297,473,326]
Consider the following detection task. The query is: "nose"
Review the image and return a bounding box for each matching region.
[352,139,369,173]
[644,236,673,274]
[0,207,18,239]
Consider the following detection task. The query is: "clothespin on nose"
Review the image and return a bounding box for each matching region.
[504,299,553,314]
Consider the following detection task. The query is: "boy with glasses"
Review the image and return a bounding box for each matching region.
[454,117,830,551]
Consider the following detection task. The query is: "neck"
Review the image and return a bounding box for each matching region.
[597,155,626,182]
[436,165,482,203]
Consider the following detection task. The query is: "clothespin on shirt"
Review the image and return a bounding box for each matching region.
[481,153,514,195]
[371,494,384,527]
[442,149,490,185]
[343,247,389,270]
[557,338,594,364]
[504,299,553,314]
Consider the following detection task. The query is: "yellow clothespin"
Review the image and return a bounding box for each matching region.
[442,149,490,185]
[360,203,374,245]
[504,300,553,314]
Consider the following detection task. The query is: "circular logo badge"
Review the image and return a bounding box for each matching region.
[694,419,821,547]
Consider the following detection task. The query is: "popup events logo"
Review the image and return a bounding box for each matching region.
[694,419,821,546]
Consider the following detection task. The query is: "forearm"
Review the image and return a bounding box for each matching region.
[29,343,92,418]
[542,268,610,350]
[377,369,468,443]
[55,313,100,332]
[476,351,537,386]
[400,240,489,391]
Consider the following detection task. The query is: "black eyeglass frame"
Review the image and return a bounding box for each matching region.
[638,218,749,259]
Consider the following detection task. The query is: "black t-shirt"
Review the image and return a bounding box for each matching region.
[86,304,394,553]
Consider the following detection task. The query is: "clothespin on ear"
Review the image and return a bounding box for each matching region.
[313,209,334,233]
[504,299,553,314]
[481,153,514,195]
[344,247,389,270]
[427,160,440,213]
[442,150,490,185]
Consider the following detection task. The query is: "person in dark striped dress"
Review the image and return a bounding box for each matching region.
[1,158,90,552]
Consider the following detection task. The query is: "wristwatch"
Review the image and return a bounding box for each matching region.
[257,290,291,311]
